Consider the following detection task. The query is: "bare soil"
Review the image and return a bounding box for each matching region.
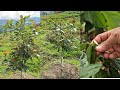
[41,63,80,79]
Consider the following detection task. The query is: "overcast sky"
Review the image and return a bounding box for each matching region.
[0,11,40,20]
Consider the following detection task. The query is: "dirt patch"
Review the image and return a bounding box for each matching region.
[11,72,37,79]
[41,63,80,79]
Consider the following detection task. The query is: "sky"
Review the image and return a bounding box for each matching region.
[0,11,40,20]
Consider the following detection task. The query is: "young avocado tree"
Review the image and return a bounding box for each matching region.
[2,15,40,79]
[46,17,78,77]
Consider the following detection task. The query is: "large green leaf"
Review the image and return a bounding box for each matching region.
[102,11,120,29]
[102,58,120,78]
[80,63,102,78]
[80,11,107,30]
[94,69,110,78]
[109,66,120,77]
[90,11,107,28]
[80,11,93,24]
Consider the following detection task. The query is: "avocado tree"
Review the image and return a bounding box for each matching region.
[46,17,79,77]
[2,15,40,79]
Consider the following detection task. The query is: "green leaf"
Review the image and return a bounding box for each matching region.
[2,25,5,29]
[36,27,40,32]
[80,51,88,67]
[86,44,92,64]
[109,66,120,77]
[24,15,31,19]
[80,11,107,30]
[90,11,107,28]
[113,58,120,70]
[86,43,96,64]
[10,19,13,25]
[80,63,102,78]
[102,11,120,29]
[95,28,104,34]
[94,69,110,78]
[80,11,93,24]
[80,43,87,51]
[103,58,120,77]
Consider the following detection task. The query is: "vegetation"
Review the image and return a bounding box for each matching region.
[41,11,80,78]
[0,11,80,79]
[80,11,120,78]
[2,11,120,79]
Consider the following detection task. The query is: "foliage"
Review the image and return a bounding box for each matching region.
[46,19,78,52]
[41,11,80,30]
[80,11,120,78]
[45,15,80,67]
[2,15,40,74]
[0,11,80,79]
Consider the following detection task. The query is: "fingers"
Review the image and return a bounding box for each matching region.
[107,47,115,53]
[94,27,120,44]
[97,46,120,59]
[95,34,115,53]
[109,51,120,59]
[94,31,112,53]
[103,53,109,59]
[103,51,120,59]
[103,48,115,59]
[93,27,120,59]
[94,31,111,44]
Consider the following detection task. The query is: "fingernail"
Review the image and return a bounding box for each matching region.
[96,46,102,50]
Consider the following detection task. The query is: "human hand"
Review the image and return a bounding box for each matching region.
[93,27,120,59]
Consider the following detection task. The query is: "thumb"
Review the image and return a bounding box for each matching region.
[96,34,115,53]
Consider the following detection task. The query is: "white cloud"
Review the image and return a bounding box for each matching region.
[0,11,40,20]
